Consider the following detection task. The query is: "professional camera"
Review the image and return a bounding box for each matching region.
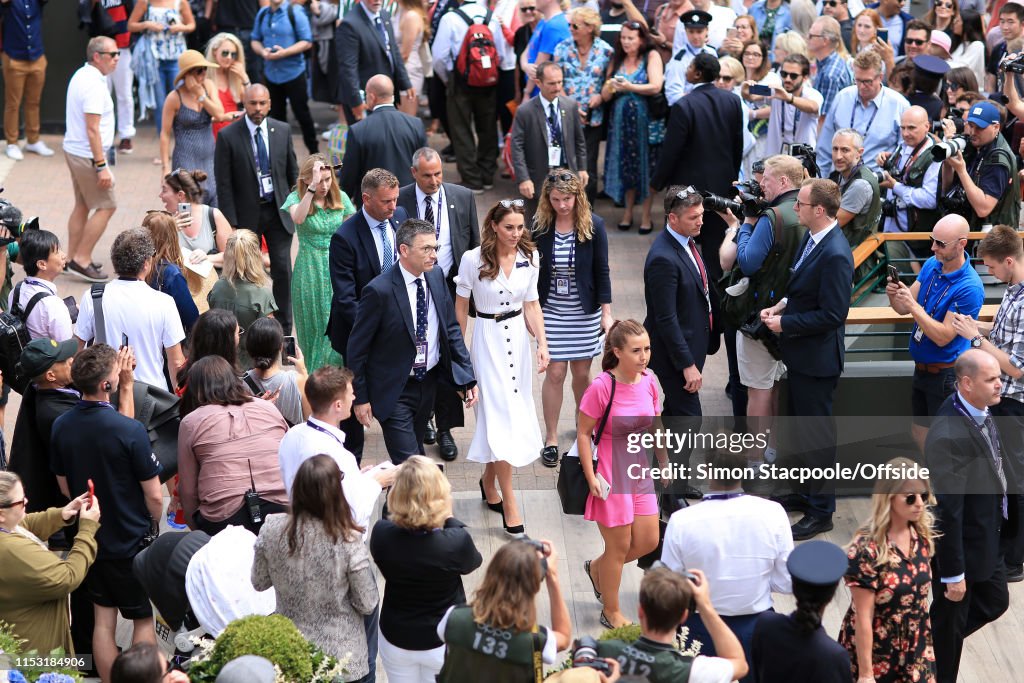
[734,179,763,198]
[940,185,969,214]
[789,143,820,178]
[740,313,782,360]
[0,198,39,247]
[999,51,1024,74]
[932,108,965,136]
[873,152,897,184]
[702,191,742,216]
[932,135,969,161]
[880,198,897,218]
[571,636,612,675]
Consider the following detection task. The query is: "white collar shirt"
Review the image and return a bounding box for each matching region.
[398,262,440,372]
[415,184,453,275]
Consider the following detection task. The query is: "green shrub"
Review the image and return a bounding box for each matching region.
[0,621,84,682]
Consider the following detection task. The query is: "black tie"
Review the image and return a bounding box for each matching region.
[414,278,427,381]
[424,195,435,230]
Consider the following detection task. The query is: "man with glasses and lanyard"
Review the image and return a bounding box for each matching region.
[886,214,984,453]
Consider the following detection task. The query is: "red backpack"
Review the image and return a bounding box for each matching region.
[453,8,499,89]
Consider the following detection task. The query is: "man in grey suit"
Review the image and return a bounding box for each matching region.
[215,83,299,333]
[510,62,587,222]
[340,75,427,204]
[398,147,480,460]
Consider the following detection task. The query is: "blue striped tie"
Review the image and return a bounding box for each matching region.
[378,222,394,269]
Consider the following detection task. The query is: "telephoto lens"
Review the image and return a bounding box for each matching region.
[571,636,612,675]
[931,135,969,161]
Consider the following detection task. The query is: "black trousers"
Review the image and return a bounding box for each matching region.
[930,565,1009,683]
[433,279,464,432]
[428,76,448,133]
[267,73,319,155]
[193,497,287,536]
[447,78,497,187]
[992,396,1024,566]
[496,69,516,136]
[724,323,748,420]
[696,208,727,283]
[653,362,702,471]
[381,366,440,463]
[256,201,294,334]
[786,371,839,518]
[583,124,601,204]
[341,411,365,463]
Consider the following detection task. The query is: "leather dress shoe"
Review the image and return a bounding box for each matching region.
[424,419,437,445]
[1006,563,1024,583]
[791,514,834,541]
[438,430,458,461]
[541,445,559,468]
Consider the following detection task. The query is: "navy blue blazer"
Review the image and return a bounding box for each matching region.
[346,265,475,420]
[340,107,427,203]
[778,226,853,378]
[643,229,718,375]
[327,207,410,356]
[750,611,851,683]
[534,215,612,314]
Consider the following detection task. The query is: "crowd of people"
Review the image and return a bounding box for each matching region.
[4,0,1024,681]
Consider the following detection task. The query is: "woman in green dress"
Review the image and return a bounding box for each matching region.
[282,153,356,372]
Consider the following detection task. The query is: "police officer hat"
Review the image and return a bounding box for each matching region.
[786,540,847,587]
[912,54,950,79]
[682,10,713,29]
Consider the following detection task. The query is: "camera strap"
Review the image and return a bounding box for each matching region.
[531,626,543,683]
[898,140,928,182]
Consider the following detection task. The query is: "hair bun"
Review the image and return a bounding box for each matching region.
[190,169,208,184]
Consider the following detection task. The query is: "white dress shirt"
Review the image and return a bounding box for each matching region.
[661,494,793,615]
[398,263,440,372]
[7,278,74,342]
[244,115,272,182]
[416,184,453,275]
[277,417,383,534]
[363,207,395,269]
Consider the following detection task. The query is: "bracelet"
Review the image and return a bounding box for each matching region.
[94,162,108,171]
[93,159,106,167]
[306,185,316,193]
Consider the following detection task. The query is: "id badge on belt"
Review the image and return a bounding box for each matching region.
[548,144,562,167]
[555,277,570,296]
[414,341,428,368]
[260,173,274,196]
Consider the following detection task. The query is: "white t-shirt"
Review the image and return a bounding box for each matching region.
[63,63,115,158]
[690,655,740,683]
[764,84,824,157]
[74,279,186,390]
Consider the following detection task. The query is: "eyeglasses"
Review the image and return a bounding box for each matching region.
[0,498,27,509]
[742,50,763,58]
[417,245,439,253]
[717,75,735,82]
[901,493,927,505]
[570,23,583,29]
[930,236,964,248]
[935,1,955,8]
[498,199,525,208]
[823,0,845,5]
[220,50,239,59]
[547,171,576,183]
[780,70,802,80]
[855,76,880,86]
[807,33,824,39]
[520,5,536,10]
[793,197,818,209]
[905,38,927,46]
[945,82,963,90]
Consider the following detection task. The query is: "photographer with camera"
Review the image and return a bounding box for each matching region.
[828,128,882,276]
[594,566,748,683]
[718,155,806,465]
[938,100,1020,230]
[876,106,942,274]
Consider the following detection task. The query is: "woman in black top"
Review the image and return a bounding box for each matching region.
[370,456,483,682]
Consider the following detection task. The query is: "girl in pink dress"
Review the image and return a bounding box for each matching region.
[578,319,667,629]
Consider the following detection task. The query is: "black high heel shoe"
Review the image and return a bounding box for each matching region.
[500,500,526,538]
[478,478,504,514]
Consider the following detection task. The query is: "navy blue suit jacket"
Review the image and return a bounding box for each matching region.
[346,265,475,420]
[644,229,718,375]
[779,226,853,378]
[327,207,410,356]
[534,215,612,314]
[340,107,427,203]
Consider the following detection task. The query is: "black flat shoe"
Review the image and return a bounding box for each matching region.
[638,225,653,235]
[791,514,834,541]
[439,430,458,461]
[424,418,437,445]
[617,221,633,231]
[541,445,559,468]
[478,479,504,513]
[584,559,602,600]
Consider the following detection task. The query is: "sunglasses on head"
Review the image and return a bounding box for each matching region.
[624,20,643,30]
[220,50,239,58]
[547,171,575,182]
[499,199,526,208]
[901,493,927,505]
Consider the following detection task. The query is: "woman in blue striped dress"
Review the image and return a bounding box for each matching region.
[533,169,614,467]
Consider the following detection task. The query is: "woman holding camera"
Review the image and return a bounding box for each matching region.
[534,170,612,467]
[580,319,666,629]
[436,539,571,683]
[371,456,483,683]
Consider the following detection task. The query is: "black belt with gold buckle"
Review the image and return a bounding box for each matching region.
[477,309,523,323]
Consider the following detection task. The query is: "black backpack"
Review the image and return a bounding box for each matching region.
[0,282,53,394]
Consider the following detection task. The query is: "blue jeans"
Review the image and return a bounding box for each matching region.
[154,58,178,133]
[362,604,379,682]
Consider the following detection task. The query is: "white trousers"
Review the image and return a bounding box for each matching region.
[378,629,446,683]
[106,47,136,139]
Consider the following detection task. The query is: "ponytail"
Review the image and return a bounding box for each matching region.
[601,319,647,371]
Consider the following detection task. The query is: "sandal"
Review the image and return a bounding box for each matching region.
[584,559,602,600]
[599,611,614,629]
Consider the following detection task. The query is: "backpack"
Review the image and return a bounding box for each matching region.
[453,8,499,89]
[0,283,53,394]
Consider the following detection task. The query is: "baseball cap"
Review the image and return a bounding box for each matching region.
[967,101,1001,128]
[929,30,952,55]
[18,338,77,379]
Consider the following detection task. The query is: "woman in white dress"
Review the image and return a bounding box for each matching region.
[395,0,429,115]
[455,200,549,538]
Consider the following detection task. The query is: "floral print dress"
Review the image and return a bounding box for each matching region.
[839,532,937,683]
[603,55,666,205]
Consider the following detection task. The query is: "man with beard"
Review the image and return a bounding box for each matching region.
[762,54,823,157]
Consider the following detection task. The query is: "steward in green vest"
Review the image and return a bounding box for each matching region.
[437,539,570,683]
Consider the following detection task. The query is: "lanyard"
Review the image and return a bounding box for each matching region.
[850,94,880,133]
[703,492,744,501]
[78,400,114,410]
[920,269,955,320]
[306,420,345,447]
[783,101,800,142]
[897,139,928,181]
[23,277,55,293]
[555,231,575,271]
[993,282,1024,333]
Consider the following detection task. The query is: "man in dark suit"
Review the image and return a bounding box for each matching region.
[335,0,412,125]
[347,219,477,463]
[328,168,409,459]
[398,147,479,460]
[653,52,742,283]
[340,75,427,204]
[214,83,299,333]
[926,350,1015,683]
[761,178,853,540]
[510,62,587,222]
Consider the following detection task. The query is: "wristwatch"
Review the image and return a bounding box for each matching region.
[971,334,984,348]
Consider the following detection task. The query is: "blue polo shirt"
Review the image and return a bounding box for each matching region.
[909,255,983,364]
[251,3,311,85]
[0,0,45,61]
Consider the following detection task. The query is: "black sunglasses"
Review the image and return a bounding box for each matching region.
[780,70,803,79]
[99,50,122,57]
[220,50,239,58]
[931,236,964,248]
[901,493,927,505]
[547,171,575,183]
[499,199,526,208]
[521,5,536,10]
[625,20,644,30]
[823,0,845,5]
[905,38,927,46]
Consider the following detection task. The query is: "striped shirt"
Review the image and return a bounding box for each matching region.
[989,281,1024,403]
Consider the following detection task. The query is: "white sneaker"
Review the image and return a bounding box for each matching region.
[24,140,54,156]
[5,144,23,161]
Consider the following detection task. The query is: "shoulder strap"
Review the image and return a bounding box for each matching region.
[22,292,51,322]
[91,283,108,346]
[593,372,617,445]
[9,282,24,317]
[453,7,473,26]
[765,207,785,256]
[483,8,492,25]
[287,2,297,32]
[531,627,543,683]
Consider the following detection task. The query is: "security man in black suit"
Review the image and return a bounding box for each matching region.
[761,178,853,541]
[347,219,478,463]
[328,168,410,459]
[926,350,1016,683]
[214,83,299,334]
[398,147,480,460]
[340,75,427,205]
[653,51,743,283]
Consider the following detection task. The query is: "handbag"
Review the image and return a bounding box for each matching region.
[556,372,616,515]
[113,380,182,483]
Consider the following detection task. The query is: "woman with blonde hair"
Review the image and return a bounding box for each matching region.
[839,457,938,683]
[456,200,548,537]
[143,210,201,331]
[207,229,277,368]
[436,539,571,682]
[205,32,249,139]
[772,30,809,65]
[283,153,356,371]
[371,456,483,683]
[533,170,612,467]
[717,55,745,90]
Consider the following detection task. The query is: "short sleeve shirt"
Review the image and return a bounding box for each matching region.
[63,64,115,158]
[909,256,984,363]
[251,4,313,84]
[838,178,873,215]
